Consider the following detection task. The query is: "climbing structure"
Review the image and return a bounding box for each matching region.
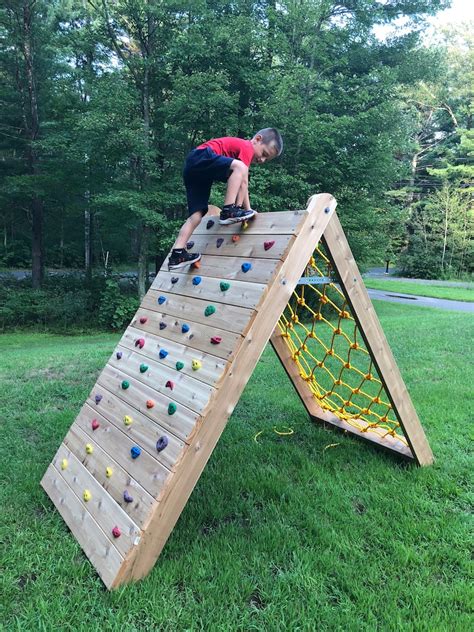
[41,194,432,590]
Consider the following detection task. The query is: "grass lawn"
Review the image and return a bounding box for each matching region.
[0,302,472,630]
[363,278,474,303]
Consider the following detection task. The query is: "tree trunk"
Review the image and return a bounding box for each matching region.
[85,204,93,280]
[137,223,149,299]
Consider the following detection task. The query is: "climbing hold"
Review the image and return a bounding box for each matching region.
[131,446,141,459]
[181,323,190,333]
[159,349,169,359]
[112,526,121,539]
[121,380,130,390]
[60,458,68,470]
[241,262,252,273]
[139,363,149,373]
[171,276,179,284]
[210,336,222,345]
[216,238,224,248]
[94,394,103,404]
[123,415,133,426]
[186,241,194,250]
[192,276,201,285]
[106,467,113,478]
[192,359,202,371]
[91,419,100,431]
[139,316,148,324]
[192,260,201,269]
[232,234,240,243]
[175,361,184,371]
[85,443,93,454]
[168,402,177,415]
[156,436,169,452]
[123,490,133,503]
[159,322,167,330]
[83,490,92,502]
[158,295,166,305]
[116,351,123,360]
[135,338,145,349]
[206,219,215,229]
[242,220,249,230]
[146,399,155,409]
[165,380,174,390]
[264,240,275,251]
[204,305,216,317]
[220,281,230,292]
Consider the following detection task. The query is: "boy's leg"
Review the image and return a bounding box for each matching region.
[172,211,204,250]
[224,160,247,206]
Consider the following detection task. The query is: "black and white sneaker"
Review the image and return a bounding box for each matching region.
[219,205,256,225]
[168,249,202,271]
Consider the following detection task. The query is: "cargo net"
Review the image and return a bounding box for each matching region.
[276,245,407,446]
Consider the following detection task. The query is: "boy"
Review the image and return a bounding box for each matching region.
[168,128,283,270]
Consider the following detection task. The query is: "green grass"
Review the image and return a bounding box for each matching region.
[363,278,474,302]
[0,302,472,631]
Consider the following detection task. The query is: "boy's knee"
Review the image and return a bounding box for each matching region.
[230,160,248,178]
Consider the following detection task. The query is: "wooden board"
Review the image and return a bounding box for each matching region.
[193,210,305,235]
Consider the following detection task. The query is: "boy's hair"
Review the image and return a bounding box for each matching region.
[254,128,283,156]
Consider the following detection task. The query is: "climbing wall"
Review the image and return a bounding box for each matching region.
[41,194,337,589]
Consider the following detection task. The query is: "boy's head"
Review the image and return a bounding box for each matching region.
[251,128,283,164]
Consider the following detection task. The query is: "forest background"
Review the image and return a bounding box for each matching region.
[0,0,472,330]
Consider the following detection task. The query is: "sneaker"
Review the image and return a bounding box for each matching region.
[219,205,256,225]
[168,249,202,271]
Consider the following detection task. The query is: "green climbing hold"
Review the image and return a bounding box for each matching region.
[205,305,216,317]
[139,363,148,373]
[121,380,130,390]
[176,361,184,371]
[168,402,177,415]
[220,281,230,292]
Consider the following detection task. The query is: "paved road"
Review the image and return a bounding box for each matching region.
[367,288,474,313]
[364,267,473,289]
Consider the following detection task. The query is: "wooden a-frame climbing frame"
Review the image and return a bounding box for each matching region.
[41,194,433,589]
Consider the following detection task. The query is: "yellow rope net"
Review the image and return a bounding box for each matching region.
[276,244,407,446]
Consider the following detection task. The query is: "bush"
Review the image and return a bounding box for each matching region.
[98,278,139,330]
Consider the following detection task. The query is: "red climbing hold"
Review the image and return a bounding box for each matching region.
[211,336,222,345]
[112,526,121,538]
[139,316,148,324]
[232,235,240,243]
[264,240,275,251]
[135,338,145,349]
[91,419,100,431]
[165,380,174,390]
[146,399,155,409]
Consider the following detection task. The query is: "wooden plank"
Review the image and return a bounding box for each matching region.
[112,193,338,586]
[176,255,279,284]
[151,270,266,311]
[128,312,240,361]
[178,233,293,259]
[322,214,434,466]
[41,464,124,590]
[193,210,306,235]
[50,445,141,558]
[69,410,174,500]
[142,290,254,335]
[269,330,414,460]
[94,366,200,443]
[118,327,227,388]
[107,346,215,415]
[62,421,156,529]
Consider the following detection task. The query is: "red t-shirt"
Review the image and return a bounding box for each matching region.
[197,137,254,167]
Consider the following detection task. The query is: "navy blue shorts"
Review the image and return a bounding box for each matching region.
[183,148,234,216]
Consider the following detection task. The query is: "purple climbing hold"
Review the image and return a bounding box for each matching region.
[181,323,190,333]
[171,277,179,284]
[95,394,103,404]
[192,276,201,286]
[156,436,169,452]
[158,295,166,305]
[216,238,224,248]
[123,490,133,503]
[241,262,252,273]
[206,219,215,229]
[186,241,194,250]
[116,351,123,360]
[159,349,169,359]
[159,321,167,330]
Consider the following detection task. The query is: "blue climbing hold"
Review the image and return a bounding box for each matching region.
[158,295,166,305]
[159,349,169,359]
[192,276,201,286]
[131,446,141,459]
[241,262,252,273]
[186,241,194,250]
[181,323,190,333]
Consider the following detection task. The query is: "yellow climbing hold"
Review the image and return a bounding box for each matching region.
[124,415,133,426]
[191,359,202,371]
[105,467,113,478]
[85,443,93,454]
[83,490,92,502]
[60,458,68,470]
